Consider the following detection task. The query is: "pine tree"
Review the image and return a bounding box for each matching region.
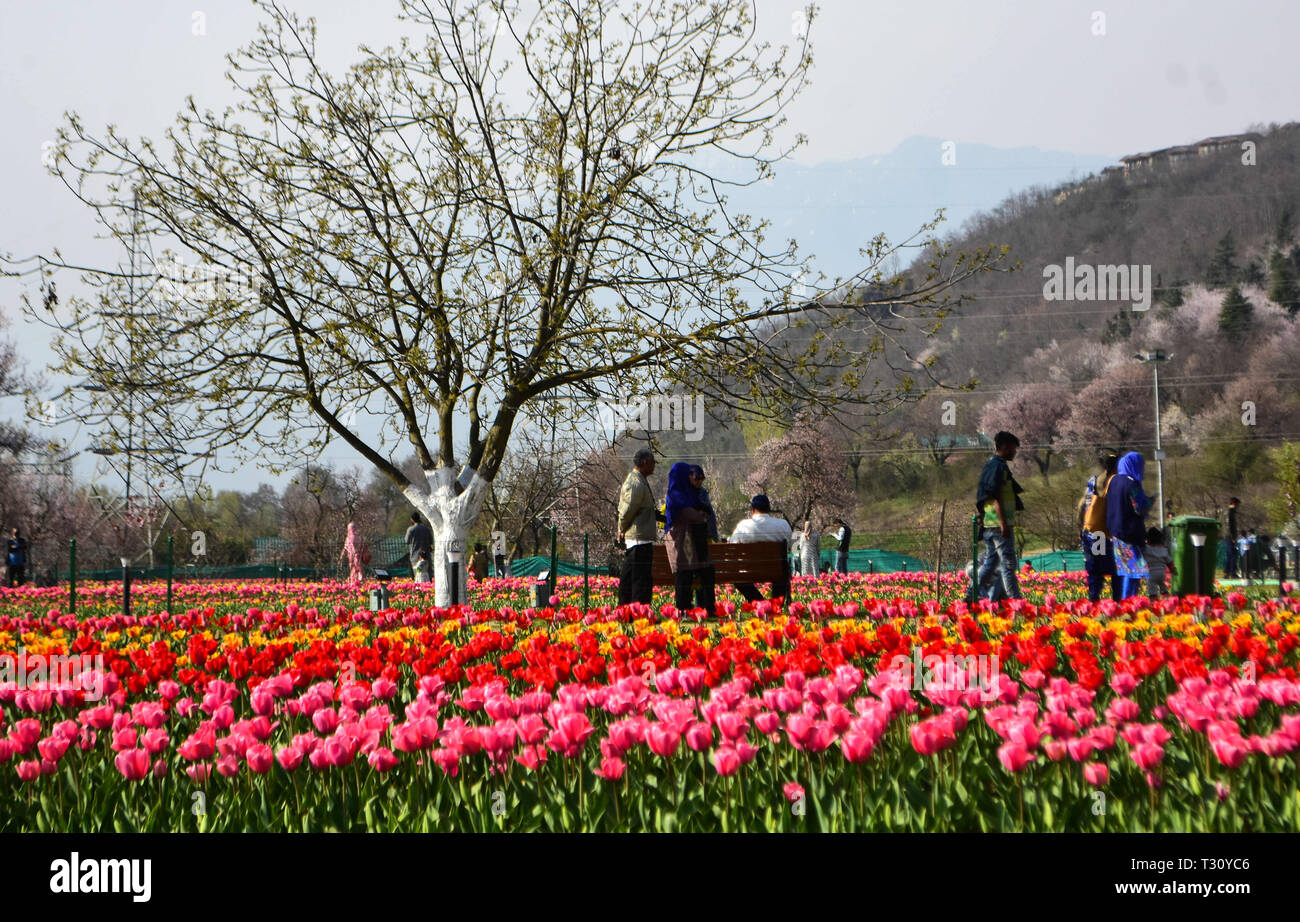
[1206,231,1238,288]
[1276,205,1294,249]
[1269,250,1300,314]
[1218,286,1254,342]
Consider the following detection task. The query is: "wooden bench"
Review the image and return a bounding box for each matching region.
[650,540,789,586]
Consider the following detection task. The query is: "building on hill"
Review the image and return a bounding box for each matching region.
[1119,133,1259,174]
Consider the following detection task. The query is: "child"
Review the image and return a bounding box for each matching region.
[1144,527,1175,597]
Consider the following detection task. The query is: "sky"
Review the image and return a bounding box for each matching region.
[2,0,1297,490]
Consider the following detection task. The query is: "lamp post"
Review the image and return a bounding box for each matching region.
[120,555,132,616]
[1134,350,1173,530]
[1189,531,1206,597]
[446,540,464,607]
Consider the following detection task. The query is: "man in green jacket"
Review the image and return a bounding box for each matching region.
[617,448,658,606]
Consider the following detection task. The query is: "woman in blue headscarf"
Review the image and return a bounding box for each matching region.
[663,462,716,616]
[1106,451,1152,599]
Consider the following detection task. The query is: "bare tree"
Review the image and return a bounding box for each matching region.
[17,0,1004,603]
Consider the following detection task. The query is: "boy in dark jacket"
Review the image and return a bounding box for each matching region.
[974,431,1025,601]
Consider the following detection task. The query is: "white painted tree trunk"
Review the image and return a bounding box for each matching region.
[402,467,492,608]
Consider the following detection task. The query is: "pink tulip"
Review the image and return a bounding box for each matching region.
[685,721,713,752]
[1066,738,1096,762]
[276,745,304,771]
[16,760,40,782]
[596,756,626,781]
[216,754,240,777]
[114,748,151,781]
[1130,743,1164,771]
[312,708,340,734]
[783,781,805,802]
[711,746,741,776]
[9,718,41,752]
[840,731,874,764]
[1042,739,1067,762]
[246,743,274,774]
[367,747,399,772]
[1083,762,1109,786]
[997,741,1034,773]
[152,759,168,779]
[38,736,71,763]
[186,763,212,784]
[646,724,681,759]
[1109,672,1137,696]
[1211,739,1247,769]
[431,747,460,777]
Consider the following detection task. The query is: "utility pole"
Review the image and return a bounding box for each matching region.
[1134,349,1173,528]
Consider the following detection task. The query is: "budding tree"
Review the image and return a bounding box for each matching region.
[15,0,1004,604]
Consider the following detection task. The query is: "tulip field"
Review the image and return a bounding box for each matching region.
[1,572,1298,832]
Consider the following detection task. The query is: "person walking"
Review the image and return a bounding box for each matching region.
[1224,498,1240,578]
[6,528,29,588]
[790,528,804,576]
[405,512,433,584]
[1077,453,1120,602]
[728,494,793,604]
[616,448,658,606]
[338,522,369,586]
[831,517,852,574]
[663,462,715,616]
[1105,451,1151,600]
[491,526,507,578]
[975,431,1025,601]
[470,543,490,581]
[688,465,719,541]
[799,519,821,578]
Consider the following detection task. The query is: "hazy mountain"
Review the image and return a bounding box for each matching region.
[725,135,1116,285]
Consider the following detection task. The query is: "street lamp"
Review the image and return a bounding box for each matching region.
[1134,350,1173,530]
[446,541,464,607]
[1189,531,1206,597]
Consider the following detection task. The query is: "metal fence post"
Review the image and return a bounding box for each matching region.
[549,526,558,600]
[167,535,174,613]
[69,538,77,615]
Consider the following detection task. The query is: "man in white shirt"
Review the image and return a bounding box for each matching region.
[728,494,793,603]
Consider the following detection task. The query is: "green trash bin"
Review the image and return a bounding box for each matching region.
[1168,515,1219,596]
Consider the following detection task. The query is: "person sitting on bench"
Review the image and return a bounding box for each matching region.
[728,494,792,603]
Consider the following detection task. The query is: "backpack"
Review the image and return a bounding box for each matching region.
[1082,474,1110,535]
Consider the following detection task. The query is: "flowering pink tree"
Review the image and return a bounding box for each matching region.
[978,383,1072,482]
[744,418,853,527]
[1058,364,1153,453]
